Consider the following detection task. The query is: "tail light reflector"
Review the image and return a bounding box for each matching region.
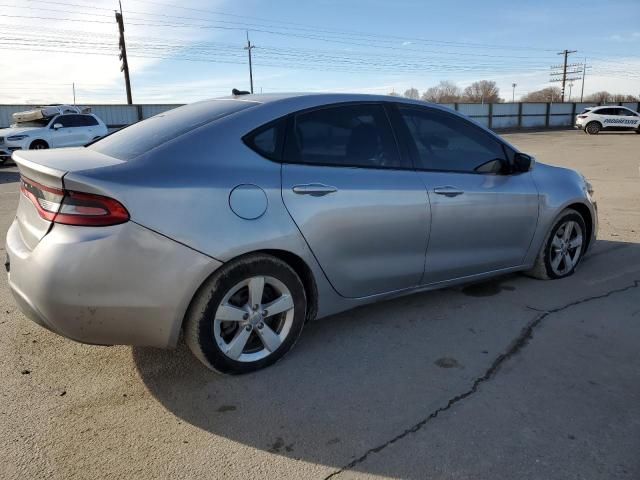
[577,115,587,119]
[20,176,129,226]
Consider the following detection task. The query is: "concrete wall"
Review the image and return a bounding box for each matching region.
[2,101,639,131]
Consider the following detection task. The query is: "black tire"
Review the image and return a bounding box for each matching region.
[584,122,601,135]
[526,208,587,280]
[29,140,49,150]
[184,254,307,374]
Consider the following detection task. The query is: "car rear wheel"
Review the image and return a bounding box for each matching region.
[526,209,587,280]
[184,254,306,374]
[29,140,49,150]
[585,122,601,135]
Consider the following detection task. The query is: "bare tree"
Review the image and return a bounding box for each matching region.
[521,87,562,102]
[462,80,501,103]
[610,93,639,102]
[584,91,612,103]
[421,81,461,103]
[404,87,420,100]
[388,90,400,97]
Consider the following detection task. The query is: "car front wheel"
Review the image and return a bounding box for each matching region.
[29,140,49,150]
[184,254,307,374]
[526,209,587,280]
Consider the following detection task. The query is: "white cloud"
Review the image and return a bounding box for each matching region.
[0,0,229,104]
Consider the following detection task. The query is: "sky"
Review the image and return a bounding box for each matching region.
[1,0,639,104]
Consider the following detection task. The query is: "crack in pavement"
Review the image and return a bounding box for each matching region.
[324,279,640,479]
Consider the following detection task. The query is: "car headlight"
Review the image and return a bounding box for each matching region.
[7,135,29,141]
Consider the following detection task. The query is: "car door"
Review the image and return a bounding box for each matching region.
[394,105,539,284]
[279,103,430,298]
[78,115,101,143]
[49,114,85,147]
[618,108,640,129]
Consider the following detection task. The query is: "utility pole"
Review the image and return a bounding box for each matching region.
[550,49,579,102]
[115,1,133,104]
[568,82,573,101]
[244,31,255,94]
[72,82,76,105]
[580,58,592,102]
[512,83,517,102]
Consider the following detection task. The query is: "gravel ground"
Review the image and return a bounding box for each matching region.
[1,129,639,480]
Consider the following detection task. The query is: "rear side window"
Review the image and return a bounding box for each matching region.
[284,103,404,169]
[89,100,257,160]
[243,118,287,161]
[398,106,506,173]
[81,115,99,126]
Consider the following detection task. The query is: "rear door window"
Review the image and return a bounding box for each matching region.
[243,118,287,161]
[284,103,405,169]
[89,99,257,160]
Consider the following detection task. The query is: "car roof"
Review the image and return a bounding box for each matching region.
[209,91,452,114]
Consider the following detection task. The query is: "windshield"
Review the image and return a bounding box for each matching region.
[10,118,50,128]
[89,99,257,160]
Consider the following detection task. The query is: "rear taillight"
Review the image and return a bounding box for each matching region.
[20,176,129,226]
[577,115,587,119]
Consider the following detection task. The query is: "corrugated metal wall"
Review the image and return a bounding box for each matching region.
[1,101,639,130]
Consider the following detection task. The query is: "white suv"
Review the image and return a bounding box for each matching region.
[0,113,108,164]
[575,106,640,135]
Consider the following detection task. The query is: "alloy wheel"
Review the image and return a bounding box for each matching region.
[549,220,583,276]
[213,276,295,362]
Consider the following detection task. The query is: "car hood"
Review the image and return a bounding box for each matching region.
[0,126,41,137]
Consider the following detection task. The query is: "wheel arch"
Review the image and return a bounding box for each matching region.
[566,202,594,251]
[180,248,319,343]
[585,120,603,130]
[29,139,49,149]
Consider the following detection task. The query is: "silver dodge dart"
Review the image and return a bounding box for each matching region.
[5,93,597,374]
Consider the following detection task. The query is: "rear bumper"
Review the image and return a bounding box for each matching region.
[5,219,221,348]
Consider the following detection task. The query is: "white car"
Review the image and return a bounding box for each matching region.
[0,113,108,164]
[575,106,640,135]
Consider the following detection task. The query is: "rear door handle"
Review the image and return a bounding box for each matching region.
[433,186,464,197]
[292,184,338,196]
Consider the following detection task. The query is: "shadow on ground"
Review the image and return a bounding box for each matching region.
[132,239,638,478]
[0,169,20,184]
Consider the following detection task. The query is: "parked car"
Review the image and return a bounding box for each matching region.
[5,93,597,374]
[0,111,108,165]
[575,105,640,134]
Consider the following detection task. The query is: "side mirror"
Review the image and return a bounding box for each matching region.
[513,152,534,172]
[52,123,63,130]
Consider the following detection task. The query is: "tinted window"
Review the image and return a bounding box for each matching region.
[89,99,257,160]
[81,115,99,126]
[55,115,76,127]
[285,104,403,169]
[399,106,506,173]
[243,118,286,161]
[594,108,613,115]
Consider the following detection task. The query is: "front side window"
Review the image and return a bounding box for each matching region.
[285,104,403,169]
[398,106,506,174]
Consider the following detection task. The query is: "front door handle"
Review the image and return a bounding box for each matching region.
[292,184,338,197]
[433,186,464,197]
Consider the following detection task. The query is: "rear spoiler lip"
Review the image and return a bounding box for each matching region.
[11,151,66,189]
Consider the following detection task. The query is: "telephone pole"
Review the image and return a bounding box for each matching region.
[115,1,133,104]
[244,31,255,94]
[72,82,76,105]
[580,58,592,102]
[511,83,517,102]
[550,49,579,102]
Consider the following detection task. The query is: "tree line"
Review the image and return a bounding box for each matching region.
[390,81,639,103]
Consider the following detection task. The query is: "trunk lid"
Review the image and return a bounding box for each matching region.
[12,148,125,249]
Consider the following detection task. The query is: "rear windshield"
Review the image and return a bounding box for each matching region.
[88,99,257,160]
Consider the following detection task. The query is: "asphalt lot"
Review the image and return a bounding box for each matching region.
[1,129,639,480]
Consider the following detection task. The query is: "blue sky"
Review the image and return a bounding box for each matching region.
[2,0,639,103]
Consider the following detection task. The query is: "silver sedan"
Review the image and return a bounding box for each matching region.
[5,93,597,374]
